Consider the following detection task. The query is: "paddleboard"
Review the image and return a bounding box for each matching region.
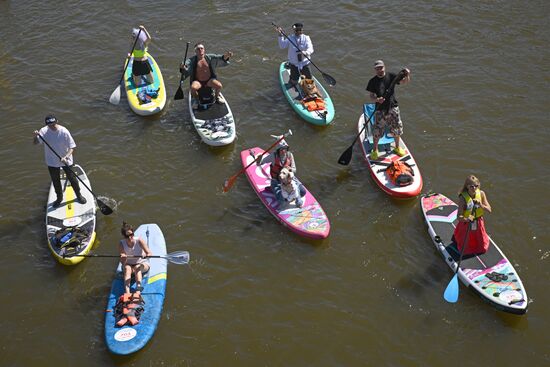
[188,91,236,146]
[421,193,528,314]
[278,62,335,126]
[124,52,166,116]
[105,223,168,355]
[45,164,96,265]
[240,148,330,239]
[358,103,422,198]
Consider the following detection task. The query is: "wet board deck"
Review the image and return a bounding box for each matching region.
[240,147,330,239]
[124,52,166,116]
[278,62,335,125]
[45,164,96,265]
[104,224,168,354]
[188,91,236,146]
[421,193,528,314]
[358,103,422,198]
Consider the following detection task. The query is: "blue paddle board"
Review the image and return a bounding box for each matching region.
[104,223,167,355]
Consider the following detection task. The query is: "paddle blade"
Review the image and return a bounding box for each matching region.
[167,251,190,265]
[444,274,460,303]
[174,86,184,100]
[96,198,113,215]
[338,145,353,165]
[223,176,237,193]
[109,85,121,105]
[323,72,336,87]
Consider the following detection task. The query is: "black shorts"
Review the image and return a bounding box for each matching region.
[289,63,312,82]
[132,59,152,76]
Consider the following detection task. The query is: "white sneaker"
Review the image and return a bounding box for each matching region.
[216,95,226,104]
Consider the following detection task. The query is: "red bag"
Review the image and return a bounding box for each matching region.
[387,160,414,186]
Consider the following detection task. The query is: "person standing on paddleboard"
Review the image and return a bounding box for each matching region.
[275,22,314,86]
[179,42,233,110]
[453,175,492,255]
[130,25,154,87]
[366,60,411,160]
[119,222,153,295]
[33,115,86,208]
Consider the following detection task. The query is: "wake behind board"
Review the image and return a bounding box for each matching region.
[278,62,335,126]
[124,52,166,116]
[240,148,330,239]
[45,164,96,265]
[421,193,528,314]
[188,91,236,146]
[105,224,168,355]
[358,103,422,198]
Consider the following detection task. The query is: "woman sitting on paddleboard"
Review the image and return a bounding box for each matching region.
[453,175,492,255]
[119,222,153,294]
[261,137,305,204]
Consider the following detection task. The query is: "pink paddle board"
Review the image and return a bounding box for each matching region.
[240,147,330,240]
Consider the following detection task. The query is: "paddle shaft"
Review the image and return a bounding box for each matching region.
[223,130,291,192]
[174,41,190,100]
[272,23,334,85]
[116,28,142,87]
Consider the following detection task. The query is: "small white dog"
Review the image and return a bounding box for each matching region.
[279,167,304,207]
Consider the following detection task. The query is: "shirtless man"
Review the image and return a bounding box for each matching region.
[179,42,233,109]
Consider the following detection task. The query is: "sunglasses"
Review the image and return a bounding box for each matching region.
[468,184,479,189]
[124,232,134,238]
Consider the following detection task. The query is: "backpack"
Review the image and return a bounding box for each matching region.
[50,226,89,249]
[386,160,414,186]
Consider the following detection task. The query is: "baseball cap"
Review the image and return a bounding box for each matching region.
[374,60,385,68]
[45,115,57,125]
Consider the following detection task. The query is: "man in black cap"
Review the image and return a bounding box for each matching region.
[366,60,411,159]
[275,22,314,85]
[33,115,86,207]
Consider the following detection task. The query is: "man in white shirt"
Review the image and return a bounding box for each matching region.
[33,115,86,208]
[275,22,314,85]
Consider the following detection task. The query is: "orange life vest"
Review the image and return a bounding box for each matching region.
[386,160,414,186]
[270,153,294,179]
[301,97,325,111]
[115,292,145,327]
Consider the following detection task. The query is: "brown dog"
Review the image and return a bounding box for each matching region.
[299,78,321,99]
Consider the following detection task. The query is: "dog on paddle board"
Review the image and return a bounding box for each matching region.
[299,78,321,99]
[279,167,304,207]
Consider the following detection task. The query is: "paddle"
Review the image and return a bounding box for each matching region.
[37,134,113,215]
[174,41,191,100]
[443,215,475,303]
[223,129,292,192]
[337,69,408,165]
[109,28,142,105]
[65,250,191,265]
[272,22,336,87]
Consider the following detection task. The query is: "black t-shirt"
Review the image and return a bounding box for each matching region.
[366,72,400,111]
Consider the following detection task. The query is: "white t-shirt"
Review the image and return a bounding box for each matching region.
[38,125,76,167]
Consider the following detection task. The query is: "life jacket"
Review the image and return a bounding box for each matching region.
[114,292,145,327]
[301,96,325,111]
[386,160,414,186]
[461,190,484,218]
[270,153,294,179]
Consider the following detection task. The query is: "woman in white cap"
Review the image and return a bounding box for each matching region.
[275,22,314,86]
[130,25,154,87]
